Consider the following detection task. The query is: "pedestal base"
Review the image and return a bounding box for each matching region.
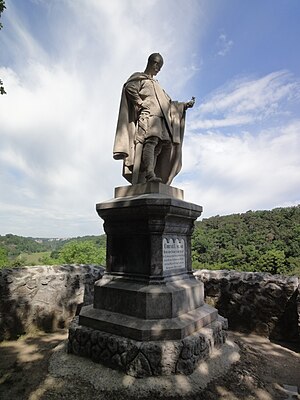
[68,315,228,377]
[70,186,228,376]
[79,303,218,341]
[93,277,205,320]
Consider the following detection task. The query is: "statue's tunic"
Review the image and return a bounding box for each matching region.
[113,72,186,185]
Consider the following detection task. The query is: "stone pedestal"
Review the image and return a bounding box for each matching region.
[68,183,228,376]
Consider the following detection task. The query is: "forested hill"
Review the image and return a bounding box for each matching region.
[0,234,62,257]
[1,205,299,274]
[0,233,106,264]
[192,205,300,275]
[0,234,105,257]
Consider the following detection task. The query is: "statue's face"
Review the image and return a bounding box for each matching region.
[149,56,163,76]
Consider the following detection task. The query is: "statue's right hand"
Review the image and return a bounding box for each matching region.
[185,97,195,109]
[113,152,127,160]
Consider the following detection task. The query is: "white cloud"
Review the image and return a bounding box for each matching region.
[1,2,47,66]
[0,0,206,237]
[190,115,252,129]
[180,70,300,218]
[179,120,300,218]
[216,33,233,56]
[1,1,299,237]
[200,71,298,115]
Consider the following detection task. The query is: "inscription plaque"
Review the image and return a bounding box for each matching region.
[163,238,186,271]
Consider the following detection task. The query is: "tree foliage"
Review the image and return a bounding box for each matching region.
[192,205,300,275]
[0,234,106,267]
[0,246,9,268]
[0,0,5,30]
[0,234,50,257]
[1,205,299,274]
[56,240,106,265]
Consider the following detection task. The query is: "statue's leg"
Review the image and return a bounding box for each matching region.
[153,139,163,167]
[142,136,162,182]
[155,140,172,184]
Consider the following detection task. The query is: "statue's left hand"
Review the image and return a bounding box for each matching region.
[185,96,195,109]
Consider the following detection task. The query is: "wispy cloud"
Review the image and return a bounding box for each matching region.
[190,71,300,130]
[216,33,233,56]
[179,120,300,217]
[1,1,299,236]
[180,71,300,217]
[178,71,300,217]
[0,0,206,236]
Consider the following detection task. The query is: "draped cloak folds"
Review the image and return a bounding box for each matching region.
[113,72,187,185]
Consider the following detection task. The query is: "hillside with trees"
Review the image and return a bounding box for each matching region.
[1,205,299,275]
[192,205,300,275]
[0,234,106,268]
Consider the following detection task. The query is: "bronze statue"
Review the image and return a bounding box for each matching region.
[113,53,195,185]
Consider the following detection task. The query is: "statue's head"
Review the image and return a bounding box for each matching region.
[146,53,164,76]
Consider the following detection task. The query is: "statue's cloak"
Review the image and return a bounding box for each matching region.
[113,73,186,185]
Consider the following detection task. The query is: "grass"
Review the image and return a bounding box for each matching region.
[15,251,51,265]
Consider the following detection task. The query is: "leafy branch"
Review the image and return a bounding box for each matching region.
[0,0,5,30]
[0,79,6,95]
[0,0,6,95]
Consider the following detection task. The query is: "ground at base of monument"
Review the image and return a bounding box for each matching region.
[51,338,240,398]
[0,330,299,400]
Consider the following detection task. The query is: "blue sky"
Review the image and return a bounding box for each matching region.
[0,0,300,238]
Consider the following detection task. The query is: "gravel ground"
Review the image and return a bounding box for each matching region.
[0,330,299,400]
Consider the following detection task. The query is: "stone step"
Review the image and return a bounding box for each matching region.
[79,303,218,341]
[94,277,205,319]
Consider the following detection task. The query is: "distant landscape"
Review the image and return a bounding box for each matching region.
[0,234,106,268]
[0,205,299,276]
[193,205,300,276]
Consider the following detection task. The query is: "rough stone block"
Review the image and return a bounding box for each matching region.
[0,265,104,340]
[68,316,227,377]
[194,269,300,342]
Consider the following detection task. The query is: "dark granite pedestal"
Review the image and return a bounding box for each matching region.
[68,183,228,377]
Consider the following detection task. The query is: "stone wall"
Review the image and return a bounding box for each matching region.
[0,265,104,341]
[194,270,300,342]
[1,266,299,343]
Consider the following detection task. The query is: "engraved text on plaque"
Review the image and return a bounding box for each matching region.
[162,238,186,271]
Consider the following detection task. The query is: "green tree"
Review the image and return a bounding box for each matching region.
[39,253,56,265]
[257,249,287,275]
[0,246,9,268]
[0,0,5,29]
[58,240,106,265]
[0,0,6,95]
[0,79,6,95]
[191,205,300,275]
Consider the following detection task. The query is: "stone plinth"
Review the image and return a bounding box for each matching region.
[68,315,228,377]
[114,182,184,200]
[93,278,204,320]
[96,191,202,283]
[71,184,228,376]
[79,303,217,341]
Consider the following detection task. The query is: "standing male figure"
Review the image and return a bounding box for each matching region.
[113,53,195,185]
